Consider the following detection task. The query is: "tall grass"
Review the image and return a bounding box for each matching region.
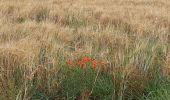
[0,0,170,99]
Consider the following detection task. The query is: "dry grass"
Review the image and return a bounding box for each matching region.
[0,0,170,99]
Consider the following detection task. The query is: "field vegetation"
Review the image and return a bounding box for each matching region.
[0,0,170,99]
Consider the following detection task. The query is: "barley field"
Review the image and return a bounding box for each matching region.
[0,0,170,99]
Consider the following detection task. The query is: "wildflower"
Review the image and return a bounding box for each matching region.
[82,57,92,63]
[77,61,86,68]
[66,61,73,65]
[92,60,97,69]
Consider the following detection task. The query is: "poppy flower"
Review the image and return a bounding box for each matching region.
[82,57,92,63]
[66,61,73,65]
[92,60,97,69]
[77,61,86,68]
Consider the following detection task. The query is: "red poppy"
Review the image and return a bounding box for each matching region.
[92,60,97,69]
[77,61,86,68]
[82,57,92,63]
[66,61,73,65]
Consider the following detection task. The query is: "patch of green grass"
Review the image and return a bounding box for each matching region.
[61,66,114,100]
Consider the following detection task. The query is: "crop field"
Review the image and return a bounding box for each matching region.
[0,0,170,99]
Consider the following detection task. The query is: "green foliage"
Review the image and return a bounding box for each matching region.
[143,77,170,100]
[92,72,114,99]
[61,66,114,100]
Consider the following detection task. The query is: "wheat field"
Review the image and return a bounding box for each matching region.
[0,0,170,99]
